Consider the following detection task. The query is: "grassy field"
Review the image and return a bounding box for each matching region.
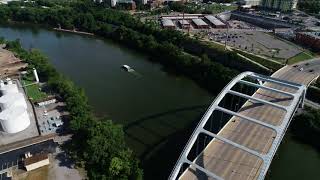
[234,49,284,71]
[17,166,49,180]
[288,52,314,64]
[25,84,47,101]
[22,75,47,102]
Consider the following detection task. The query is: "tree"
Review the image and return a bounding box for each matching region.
[85,120,143,180]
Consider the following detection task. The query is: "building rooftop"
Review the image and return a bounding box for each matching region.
[301,32,320,39]
[24,153,49,166]
[192,19,208,26]
[178,20,190,25]
[161,19,175,27]
[205,15,225,26]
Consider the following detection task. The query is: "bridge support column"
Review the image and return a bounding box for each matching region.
[299,88,306,108]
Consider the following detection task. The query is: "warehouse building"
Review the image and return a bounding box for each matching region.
[24,153,50,172]
[238,0,298,11]
[204,15,227,28]
[262,0,298,11]
[178,20,191,29]
[296,32,320,52]
[192,19,209,29]
[238,0,261,7]
[161,19,175,29]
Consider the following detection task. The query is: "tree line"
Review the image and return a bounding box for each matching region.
[0,0,271,75]
[291,106,320,151]
[1,38,143,180]
[298,0,320,14]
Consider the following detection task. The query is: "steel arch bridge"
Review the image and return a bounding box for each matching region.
[169,71,307,180]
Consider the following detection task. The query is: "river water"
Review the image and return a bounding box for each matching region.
[0,24,319,179]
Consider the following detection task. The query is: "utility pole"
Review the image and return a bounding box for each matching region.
[225,24,229,50]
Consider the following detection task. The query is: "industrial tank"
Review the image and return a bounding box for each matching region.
[0,93,27,110]
[0,106,30,133]
[0,83,19,95]
[0,80,30,134]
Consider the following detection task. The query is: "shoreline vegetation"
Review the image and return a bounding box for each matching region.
[0,0,320,178]
[0,38,143,179]
[290,106,320,151]
[53,27,94,35]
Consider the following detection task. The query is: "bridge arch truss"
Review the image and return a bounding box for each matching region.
[170,71,306,180]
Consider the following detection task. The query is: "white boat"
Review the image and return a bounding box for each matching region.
[121,65,134,72]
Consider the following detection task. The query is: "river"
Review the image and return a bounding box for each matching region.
[0,24,319,179]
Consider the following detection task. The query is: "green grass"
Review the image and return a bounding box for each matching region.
[22,75,47,102]
[288,52,314,64]
[234,49,284,71]
[25,84,47,102]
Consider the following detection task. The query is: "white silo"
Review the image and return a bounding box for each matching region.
[33,68,39,83]
[0,106,30,133]
[0,83,19,95]
[0,79,31,134]
[0,93,27,110]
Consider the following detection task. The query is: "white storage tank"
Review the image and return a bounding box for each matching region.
[0,106,30,133]
[0,93,27,110]
[0,83,19,95]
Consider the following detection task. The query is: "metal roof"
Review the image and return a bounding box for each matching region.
[161,19,175,27]
[178,20,190,25]
[302,32,320,39]
[192,19,208,26]
[204,15,225,26]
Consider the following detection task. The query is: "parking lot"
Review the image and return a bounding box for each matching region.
[0,140,57,179]
[207,30,302,62]
[35,101,66,135]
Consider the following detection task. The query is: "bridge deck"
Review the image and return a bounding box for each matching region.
[180,62,320,180]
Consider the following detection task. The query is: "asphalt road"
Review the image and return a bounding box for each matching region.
[180,58,320,180]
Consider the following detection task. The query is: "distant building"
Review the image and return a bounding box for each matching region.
[296,32,320,52]
[161,19,175,29]
[205,15,227,28]
[178,20,190,29]
[262,0,298,11]
[231,11,295,28]
[24,153,50,172]
[192,19,209,29]
[117,0,136,10]
[238,0,298,11]
[239,0,261,7]
[141,0,147,5]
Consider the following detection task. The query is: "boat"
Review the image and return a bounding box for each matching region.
[121,65,134,72]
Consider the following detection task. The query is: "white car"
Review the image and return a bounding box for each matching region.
[299,68,304,71]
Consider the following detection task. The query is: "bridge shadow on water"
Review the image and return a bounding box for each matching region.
[123,105,210,180]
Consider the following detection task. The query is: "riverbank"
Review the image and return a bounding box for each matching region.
[53,28,94,36]
[0,38,143,179]
[290,107,320,151]
[2,24,320,180]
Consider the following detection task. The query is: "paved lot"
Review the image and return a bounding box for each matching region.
[208,30,302,61]
[48,147,82,180]
[35,102,66,135]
